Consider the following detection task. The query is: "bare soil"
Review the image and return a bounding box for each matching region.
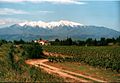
[26,59,106,82]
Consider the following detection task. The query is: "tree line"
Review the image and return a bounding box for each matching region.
[0,36,120,46]
[50,36,120,46]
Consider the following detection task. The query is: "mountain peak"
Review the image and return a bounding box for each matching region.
[59,20,83,26]
[18,20,83,28]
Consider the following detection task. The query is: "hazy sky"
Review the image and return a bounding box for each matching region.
[0,0,119,31]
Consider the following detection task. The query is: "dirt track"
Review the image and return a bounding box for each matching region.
[26,59,106,82]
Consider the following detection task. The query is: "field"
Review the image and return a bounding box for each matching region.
[43,46,120,81]
[43,46,120,71]
[0,43,64,82]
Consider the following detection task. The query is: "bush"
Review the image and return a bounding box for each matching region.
[23,43,43,59]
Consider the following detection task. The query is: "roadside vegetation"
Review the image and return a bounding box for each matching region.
[0,39,64,82]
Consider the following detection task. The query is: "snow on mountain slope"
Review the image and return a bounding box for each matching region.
[0,20,120,41]
[18,20,83,29]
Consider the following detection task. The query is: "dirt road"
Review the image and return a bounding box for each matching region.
[26,59,106,82]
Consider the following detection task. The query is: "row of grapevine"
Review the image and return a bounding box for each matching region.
[43,46,120,72]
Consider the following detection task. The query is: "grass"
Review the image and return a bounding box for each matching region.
[0,43,64,82]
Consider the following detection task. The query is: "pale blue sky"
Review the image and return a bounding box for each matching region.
[0,0,119,31]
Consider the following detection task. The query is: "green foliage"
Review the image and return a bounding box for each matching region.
[0,43,64,82]
[0,42,2,46]
[50,36,120,46]
[0,40,7,47]
[22,43,43,59]
[0,39,7,43]
[13,39,25,44]
[51,38,73,46]
[48,56,65,62]
[44,46,120,72]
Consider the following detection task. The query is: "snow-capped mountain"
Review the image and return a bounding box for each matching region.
[18,20,83,29]
[0,20,120,41]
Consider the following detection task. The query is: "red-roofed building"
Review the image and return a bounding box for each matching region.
[34,40,50,45]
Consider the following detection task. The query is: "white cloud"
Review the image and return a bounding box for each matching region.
[37,10,54,14]
[0,20,6,25]
[44,0,86,5]
[0,8,29,15]
[0,8,54,15]
[0,0,86,5]
[0,18,25,28]
[0,8,54,16]
[0,18,27,25]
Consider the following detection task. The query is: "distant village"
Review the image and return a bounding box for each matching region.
[34,39,50,46]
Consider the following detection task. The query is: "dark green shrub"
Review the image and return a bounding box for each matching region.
[23,43,43,59]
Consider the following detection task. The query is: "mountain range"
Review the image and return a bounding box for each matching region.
[0,20,120,41]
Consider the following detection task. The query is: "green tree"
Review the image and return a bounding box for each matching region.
[100,37,107,46]
[24,43,43,59]
[55,39,60,42]
[19,39,25,44]
[93,39,97,46]
[86,38,93,46]
[65,38,73,45]
[116,36,120,45]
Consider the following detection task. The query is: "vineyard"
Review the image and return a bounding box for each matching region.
[43,46,120,72]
